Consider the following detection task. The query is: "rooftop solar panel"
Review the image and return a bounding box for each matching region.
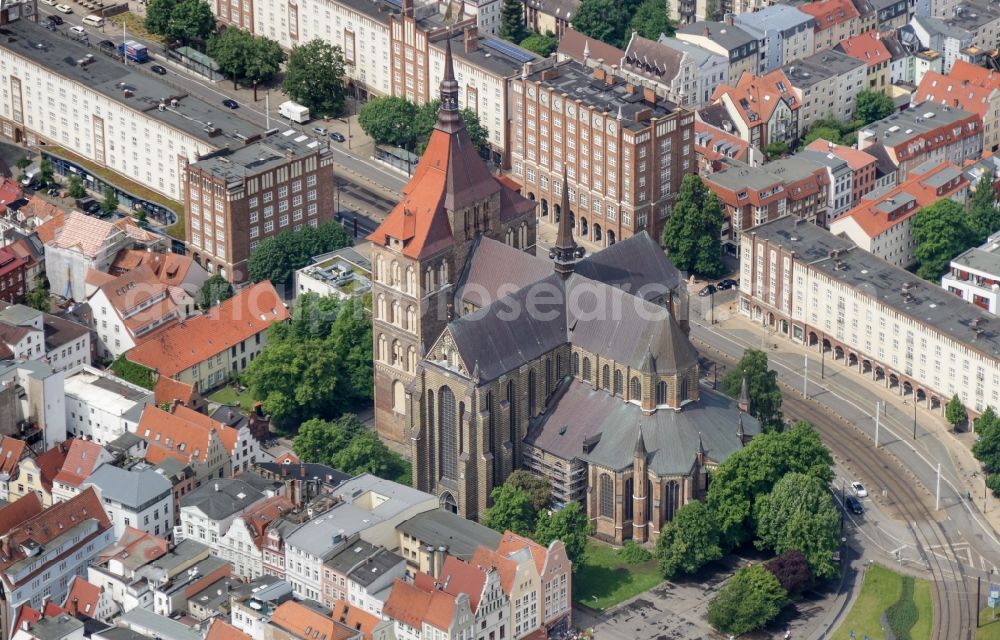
[481,38,534,63]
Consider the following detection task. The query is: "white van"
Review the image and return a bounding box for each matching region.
[68,25,87,39]
[82,14,104,27]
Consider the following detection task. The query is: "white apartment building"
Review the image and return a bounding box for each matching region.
[620,35,730,110]
[176,476,277,553]
[943,231,1000,313]
[0,359,66,449]
[84,465,175,540]
[216,495,293,579]
[742,216,1000,415]
[64,366,153,444]
[798,149,854,221]
[781,50,867,133]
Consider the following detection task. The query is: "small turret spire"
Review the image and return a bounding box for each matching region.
[634,429,647,458]
[436,36,464,133]
[738,375,750,412]
[737,412,746,445]
[549,164,582,279]
[697,431,705,465]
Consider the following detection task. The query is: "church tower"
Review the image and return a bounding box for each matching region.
[368,38,537,446]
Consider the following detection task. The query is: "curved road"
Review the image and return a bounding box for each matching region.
[695,337,976,639]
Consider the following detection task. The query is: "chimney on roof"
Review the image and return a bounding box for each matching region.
[955,98,960,107]
[593,66,606,82]
[726,13,734,25]
[402,0,412,15]
[626,82,635,94]
[172,399,182,411]
[643,87,656,106]
[300,466,306,478]
[609,65,618,85]
[464,26,478,53]
[704,25,711,36]
[214,483,220,492]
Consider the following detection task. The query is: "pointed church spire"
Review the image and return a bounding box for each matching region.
[738,375,750,412]
[549,164,581,279]
[697,431,706,465]
[737,412,746,445]
[634,428,647,458]
[436,36,464,133]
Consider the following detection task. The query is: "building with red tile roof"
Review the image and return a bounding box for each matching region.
[495,531,573,633]
[62,575,112,621]
[206,619,254,640]
[413,555,509,639]
[170,404,261,474]
[800,0,861,52]
[109,249,210,306]
[51,438,113,503]
[694,121,763,174]
[8,440,72,507]
[835,31,892,93]
[915,60,1000,153]
[806,139,879,207]
[382,577,473,640]
[0,245,28,304]
[708,70,801,151]
[0,488,114,635]
[153,376,205,412]
[470,545,543,638]
[124,281,288,390]
[136,405,231,484]
[329,600,383,640]
[0,436,26,477]
[831,160,970,268]
[217,494,293,579]
[269,601,362,640]
[0,180,20,209]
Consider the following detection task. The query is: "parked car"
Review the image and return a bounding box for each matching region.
[845,495,864,515]
[56,4,73,13]
[150,64,167,75]
[312,126,328,136]
[698,284,716,297]
[40,0,57,5]
[68,25,86,38]
[851,481,868,497]
[330,132,346,142]
[46,14,63,24]
[46,188,60,197]
[717,278,738,290]
[98,39,115,49]
[222,99,239,109]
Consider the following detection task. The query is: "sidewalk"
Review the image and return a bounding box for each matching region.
[711,308,1000,542]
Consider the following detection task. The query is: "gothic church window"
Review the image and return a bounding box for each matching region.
[571,352,579,376]
[656,381,667,406]
[392,380,405,413]
[582,358,591,382]
[602,365,610,390]
[507,380,518,443]
[439,387,457,480]
[630,377,642,401]
[528,370,537,416]
[599,474,613,518]
[614,370,623,396]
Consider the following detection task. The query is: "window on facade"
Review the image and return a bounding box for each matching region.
[623,478,633,521]
[582,357,591,382]
[599,474,613,518]
[507,380,518,444]
[614,370,623,396]
[439,387,457,480]
[528,370,536,417]
[630,377,642,401]
[656,381,667,405]
[571,352,579,376]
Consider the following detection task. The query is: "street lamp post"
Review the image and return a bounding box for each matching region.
[913,400,917,441]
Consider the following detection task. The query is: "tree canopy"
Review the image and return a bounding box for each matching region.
[519,32,558,58]
[654,500,723,578]
[630,0,676,40]
[573,0,637,48]
[241,293,372,428]
[721,348,784,432]
[144,0,177,37]
[292,414,408,482]
[765,549,812,595]
[506,470,552,512]
[483,483,537,536]
[754,472,841,580]
[358,96,490,157]
[972,407,1000,495]
[499,0,528,43]
[26,279,50,313]
[283,40,346,118]
[67,175,86,199]
[661,174,726,277]
[197,274,234,310]
[207,28,284,92]
[912,199,976,281]
[247,220,353,288]
[969,172,1000,243]
[111,356,157,390]
[707,421,834,550]
[945,394,966,430]
[534,502,591,568]
[856,90,894,124]
[707,565,788,636]
[101,188,119,216]
[163,0,215,45]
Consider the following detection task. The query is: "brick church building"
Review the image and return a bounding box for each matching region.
[369,40,758,546]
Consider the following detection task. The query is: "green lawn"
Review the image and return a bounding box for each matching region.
[832,564,933,640]
[108,12,165,45]
[207,385,256,413]
[574,540,663,612]
[979,607,1000,639]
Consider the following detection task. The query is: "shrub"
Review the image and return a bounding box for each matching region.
[618,540,652,564]
[885,575,919,640]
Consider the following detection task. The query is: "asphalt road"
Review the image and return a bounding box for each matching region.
[692,320,992,638]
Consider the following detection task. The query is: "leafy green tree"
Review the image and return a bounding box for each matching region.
[765,549,812,594]
[332,427,407,480]
[945,394,966,430]
[912,199,976,280]
[37,160,54,188]
[972,407,1000,496]
[763,141,789,159]
[292,414,408,481]
[358,96,419,147]
[165,0,215,45]
[197,274,234,310]
[25,283,50,313]
[707,421,833,550]
[483,484,536,536]
[654,500,723,578]
[618,540,653,564]
[111,356,157,389]
[856,89,894,124]
[15,156,30,173]
[67,175,87,199]
[661,174,725,277]
[519,32,558,57]
[499,0,527,43]
[754,472,840,580]
[506,469,552,512]
[534,502,591,568]
[208,28,285,95]
[101,188,119,215]
[413,100,490,156]
[283,39,346,118]
[144,0,177,36]
[969,171,1000,243]
[803,126,844,147]
[248,221,353,287]
[573,0,631,47]
[707,565,788,636]
[721,348,783,432]
[133,206,148,225]
[630,0,676,39]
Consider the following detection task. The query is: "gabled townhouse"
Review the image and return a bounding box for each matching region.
[708,70,801,151]
[0,304,91,374]
[853,0,910,32]
[108,250,209,312]
[914,60,1000,153]
[797,148,855,221]
[176,474,281,554]
[781,49,867,132]
[63,366,152,445]
[0,195,61,240]
[87,527,169,618]
[150,548,231,618]
[677,18,761,80]
[470,545,541,640]
[395,509,501,578]
[137,405,232,487]
[153,377,206,414]
[805,139,879,206]
[0,437,27,503]
[693,121,764,174]
[801,0,863,52]
[0,489,114,637]
[168,405,262,475]
[216,494,294,579]
[619,34,729,110]
[50,438,113,503]
[5,236,43,295]
[830,160,969,267]
[835,31,893,93]
[124,281,288,393]
[495,532,573,636]
[0,246,29,305]
[268,600,364,640]
[7,440,70,507]
[321,540,405,616]
[414,556,509,640]
[857,102,982,180]
[382,578,474,640]
[83,464,174,540]
[62,575,116,623]
[211,404,271,451]
[735,5,818,72]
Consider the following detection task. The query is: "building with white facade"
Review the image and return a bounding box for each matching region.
[84,464,174,540]
[0,304,91,374]
[943,231,1000,313]
[216,494,293,579]
[176,474,280,553]
[87,528,170,619]
[295,246,372,300]
[735,5,817,72]
[64,366,152,444]
[797,148,854,221]
[619,34,729,110]
[781,49,867,133]
[742,216,1000,415]
[0,359,66,449]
